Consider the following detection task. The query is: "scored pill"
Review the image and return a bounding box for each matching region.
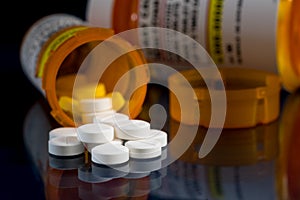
[49,127,78,140]
[81,109,116,124]
[79,97,112,113]
[94,112,129,126]
[48,136,85,157]
[125,140,162,159]
[114,119,151,140]
[77,123,114,144]
[91,143,129,165]
[146,129,168,148]
[85,139,124,153]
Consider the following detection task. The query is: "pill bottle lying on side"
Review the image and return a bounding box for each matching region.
[86,0,300,93]
[20,13,149,127]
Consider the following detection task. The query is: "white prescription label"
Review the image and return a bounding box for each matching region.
[20,14,83,95]
[138,0,279,73]
[217,0,279,72]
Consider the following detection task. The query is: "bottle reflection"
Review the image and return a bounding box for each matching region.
[277,91,300,200]
[149,118,279,199]
[169,118,279,166]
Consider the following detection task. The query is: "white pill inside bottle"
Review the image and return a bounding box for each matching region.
[79,97,112,113]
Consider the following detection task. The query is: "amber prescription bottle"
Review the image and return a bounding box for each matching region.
[86,0,300,93]
[20,13,149,127]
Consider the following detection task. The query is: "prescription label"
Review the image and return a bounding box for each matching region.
[138,0,279,73]
[217,0,279,73]
[138,0,208,64]
[20,15,83,93]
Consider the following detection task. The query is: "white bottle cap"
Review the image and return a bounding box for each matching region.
[91,143,129,165]
[115,120,151,140]
[94,112,129,126]
[48,136,85,156]
[77,123,114,143]
[81,109,116,124]
[79,97,112,113]
[125,140,162,159]
[86,0,114,28]
[49,127,78,140]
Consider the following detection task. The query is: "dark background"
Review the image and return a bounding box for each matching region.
[0,1,87,199]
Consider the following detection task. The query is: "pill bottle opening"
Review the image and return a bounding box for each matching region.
[42,28,148,127]
[169,67,281,128]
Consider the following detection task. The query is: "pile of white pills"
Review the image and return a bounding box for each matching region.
[48,95,168,167]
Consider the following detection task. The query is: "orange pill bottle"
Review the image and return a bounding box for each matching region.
[86,0,300,93]
[20,13,149,127]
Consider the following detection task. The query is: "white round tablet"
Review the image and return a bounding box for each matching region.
[77,123,114,144]
[85,139,124,152]
[125,140,161,159]
[115,119,151,140]
[49,127,78,140]
[147,129,168,147]
[91,143,129,165]
[81,109,116,124]
[94,112,129,126]
[48,136,85,156]
[79,97,112,113]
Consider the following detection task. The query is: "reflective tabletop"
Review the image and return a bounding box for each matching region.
[23,84,300,200]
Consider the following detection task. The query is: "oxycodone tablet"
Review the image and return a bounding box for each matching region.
[147,129,168,147]
[77,123,114,144]
[91,142,129,165]
[79,97,112,113]
[125,140,161,159]
[94,112,129,126]
[49,127,78,140]
[114,119,151,140]
[81,109,116,124]
[48,136,85,156]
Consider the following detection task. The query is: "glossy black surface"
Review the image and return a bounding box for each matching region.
[22,84,300,200]
[0,1,86,199]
